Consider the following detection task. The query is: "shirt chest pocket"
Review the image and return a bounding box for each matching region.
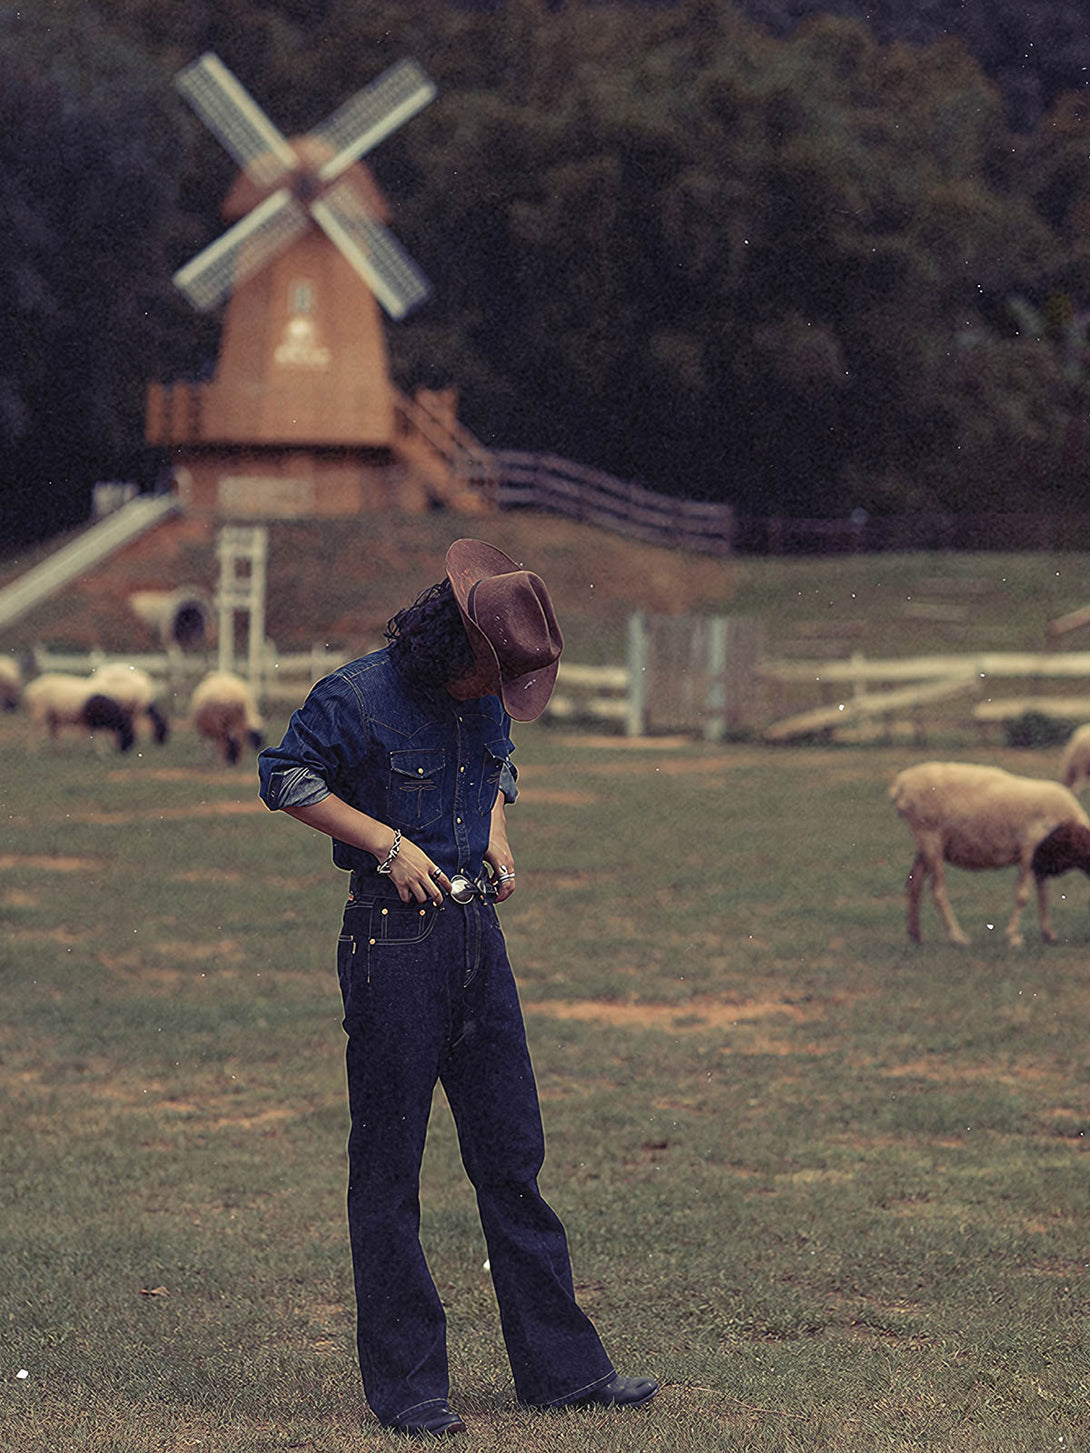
[478,736,515,813]
[388,746,446,830]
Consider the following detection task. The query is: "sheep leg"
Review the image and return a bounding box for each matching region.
[1005,854,1034,947]
[927,856,970,945]
[1007,859,1063,947]
[905,851,927,941]
[1033,874,1057,945]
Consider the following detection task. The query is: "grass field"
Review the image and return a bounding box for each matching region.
[1,707,1088,1452]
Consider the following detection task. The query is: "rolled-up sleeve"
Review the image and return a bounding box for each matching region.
[499,759,518,804]
[258,674,355,811]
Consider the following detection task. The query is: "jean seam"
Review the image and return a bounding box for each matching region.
[391,1396,449,1421]
[535,1367,616,1408]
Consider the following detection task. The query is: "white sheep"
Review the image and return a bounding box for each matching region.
[0,657,21,711]
[190,670,265,765]
[23,672,135,754]
[1058,723,1090,795]
[890,761,1090,947]
[91,662,171,745]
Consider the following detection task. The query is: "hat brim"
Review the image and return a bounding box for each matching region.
[445,539,561,722]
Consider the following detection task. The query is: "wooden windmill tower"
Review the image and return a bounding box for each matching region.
[146,53,494,518]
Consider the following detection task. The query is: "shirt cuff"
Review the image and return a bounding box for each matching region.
[499,761,518,804]
[261,765,331,811]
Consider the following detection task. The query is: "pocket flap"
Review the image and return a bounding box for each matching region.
[485,736,514,763]
[389,747,445,779]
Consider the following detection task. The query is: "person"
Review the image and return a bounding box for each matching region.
[257,539,657,1438]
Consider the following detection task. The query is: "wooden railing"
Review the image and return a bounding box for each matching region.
[391,388,498,506]
[493,451,734,557]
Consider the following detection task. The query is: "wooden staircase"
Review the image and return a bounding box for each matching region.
[391,387,497,513]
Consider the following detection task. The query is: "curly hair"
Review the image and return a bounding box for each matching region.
[384,579,476,690]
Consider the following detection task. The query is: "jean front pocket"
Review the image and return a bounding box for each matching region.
[337,899,438,1028]
[369,899,439,948]
[387,746,445,831]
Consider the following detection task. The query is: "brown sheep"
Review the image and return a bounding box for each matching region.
[190,670,265,765]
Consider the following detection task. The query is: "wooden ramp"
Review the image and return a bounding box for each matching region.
[764,675,977,743]
[0,495,181,632]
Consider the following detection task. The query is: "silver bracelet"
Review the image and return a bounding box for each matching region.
[376,830,401,875]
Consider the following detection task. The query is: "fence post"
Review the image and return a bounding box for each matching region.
[626,611,648,737]
[216,525,268,690]
[704,616,727,742]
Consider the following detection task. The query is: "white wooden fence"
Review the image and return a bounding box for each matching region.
[26,612,760,739]
[34,637,1090,744]
[26,645,639,727]
[759,651,1090,742]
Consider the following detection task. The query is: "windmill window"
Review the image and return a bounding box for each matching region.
[290,280,315,314]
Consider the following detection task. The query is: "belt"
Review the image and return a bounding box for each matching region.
[349,868,496,904]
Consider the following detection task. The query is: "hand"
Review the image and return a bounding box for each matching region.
[484,838,516,903]
[387,835,450,905]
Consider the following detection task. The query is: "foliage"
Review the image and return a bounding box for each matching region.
[0,6,208,545]
[1003,710,1075,750]
[733,0,1090,131]
[3,0,1090,543]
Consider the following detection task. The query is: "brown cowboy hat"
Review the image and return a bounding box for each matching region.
[445,539,564,721]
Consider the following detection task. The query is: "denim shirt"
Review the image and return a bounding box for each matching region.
[257,646,517,878]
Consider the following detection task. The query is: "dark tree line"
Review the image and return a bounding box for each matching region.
[2,0,1089,547]
[734,0,1089,132]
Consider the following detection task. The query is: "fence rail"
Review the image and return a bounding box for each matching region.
[759,650,1090,742]
[25,646,636,723]
[33,639,1089,745]
[494,451,733,556]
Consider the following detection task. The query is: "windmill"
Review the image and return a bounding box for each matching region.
[146,53,493,518]
[172,51,434,321]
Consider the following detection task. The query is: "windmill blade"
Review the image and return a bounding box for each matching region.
[313,58,437,183]
[176,52,298,188]
[310,181,430,319]
[173,188,309,311]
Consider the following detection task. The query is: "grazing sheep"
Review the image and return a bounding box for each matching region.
[23,672,135,754]
[0,658,21,710]
[190,670,265,765]
[91,662,170,745]
[890,761,1090,947]
[1058,723,1090,795]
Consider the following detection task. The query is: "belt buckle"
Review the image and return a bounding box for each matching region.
[448,872,495,904]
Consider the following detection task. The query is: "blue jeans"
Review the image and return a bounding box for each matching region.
[337,879,615,1425]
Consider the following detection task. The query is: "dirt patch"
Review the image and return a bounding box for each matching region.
[106,767,255,784]
[526,995,813,1031]
[0,854,102,872]
[563,734,695,750]
[72,799,265,825]
[8,926,88,945]
[522,867,627,889]
[517,787,601,805]
[878,1057,1054,1085]
[172,867,247,883]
